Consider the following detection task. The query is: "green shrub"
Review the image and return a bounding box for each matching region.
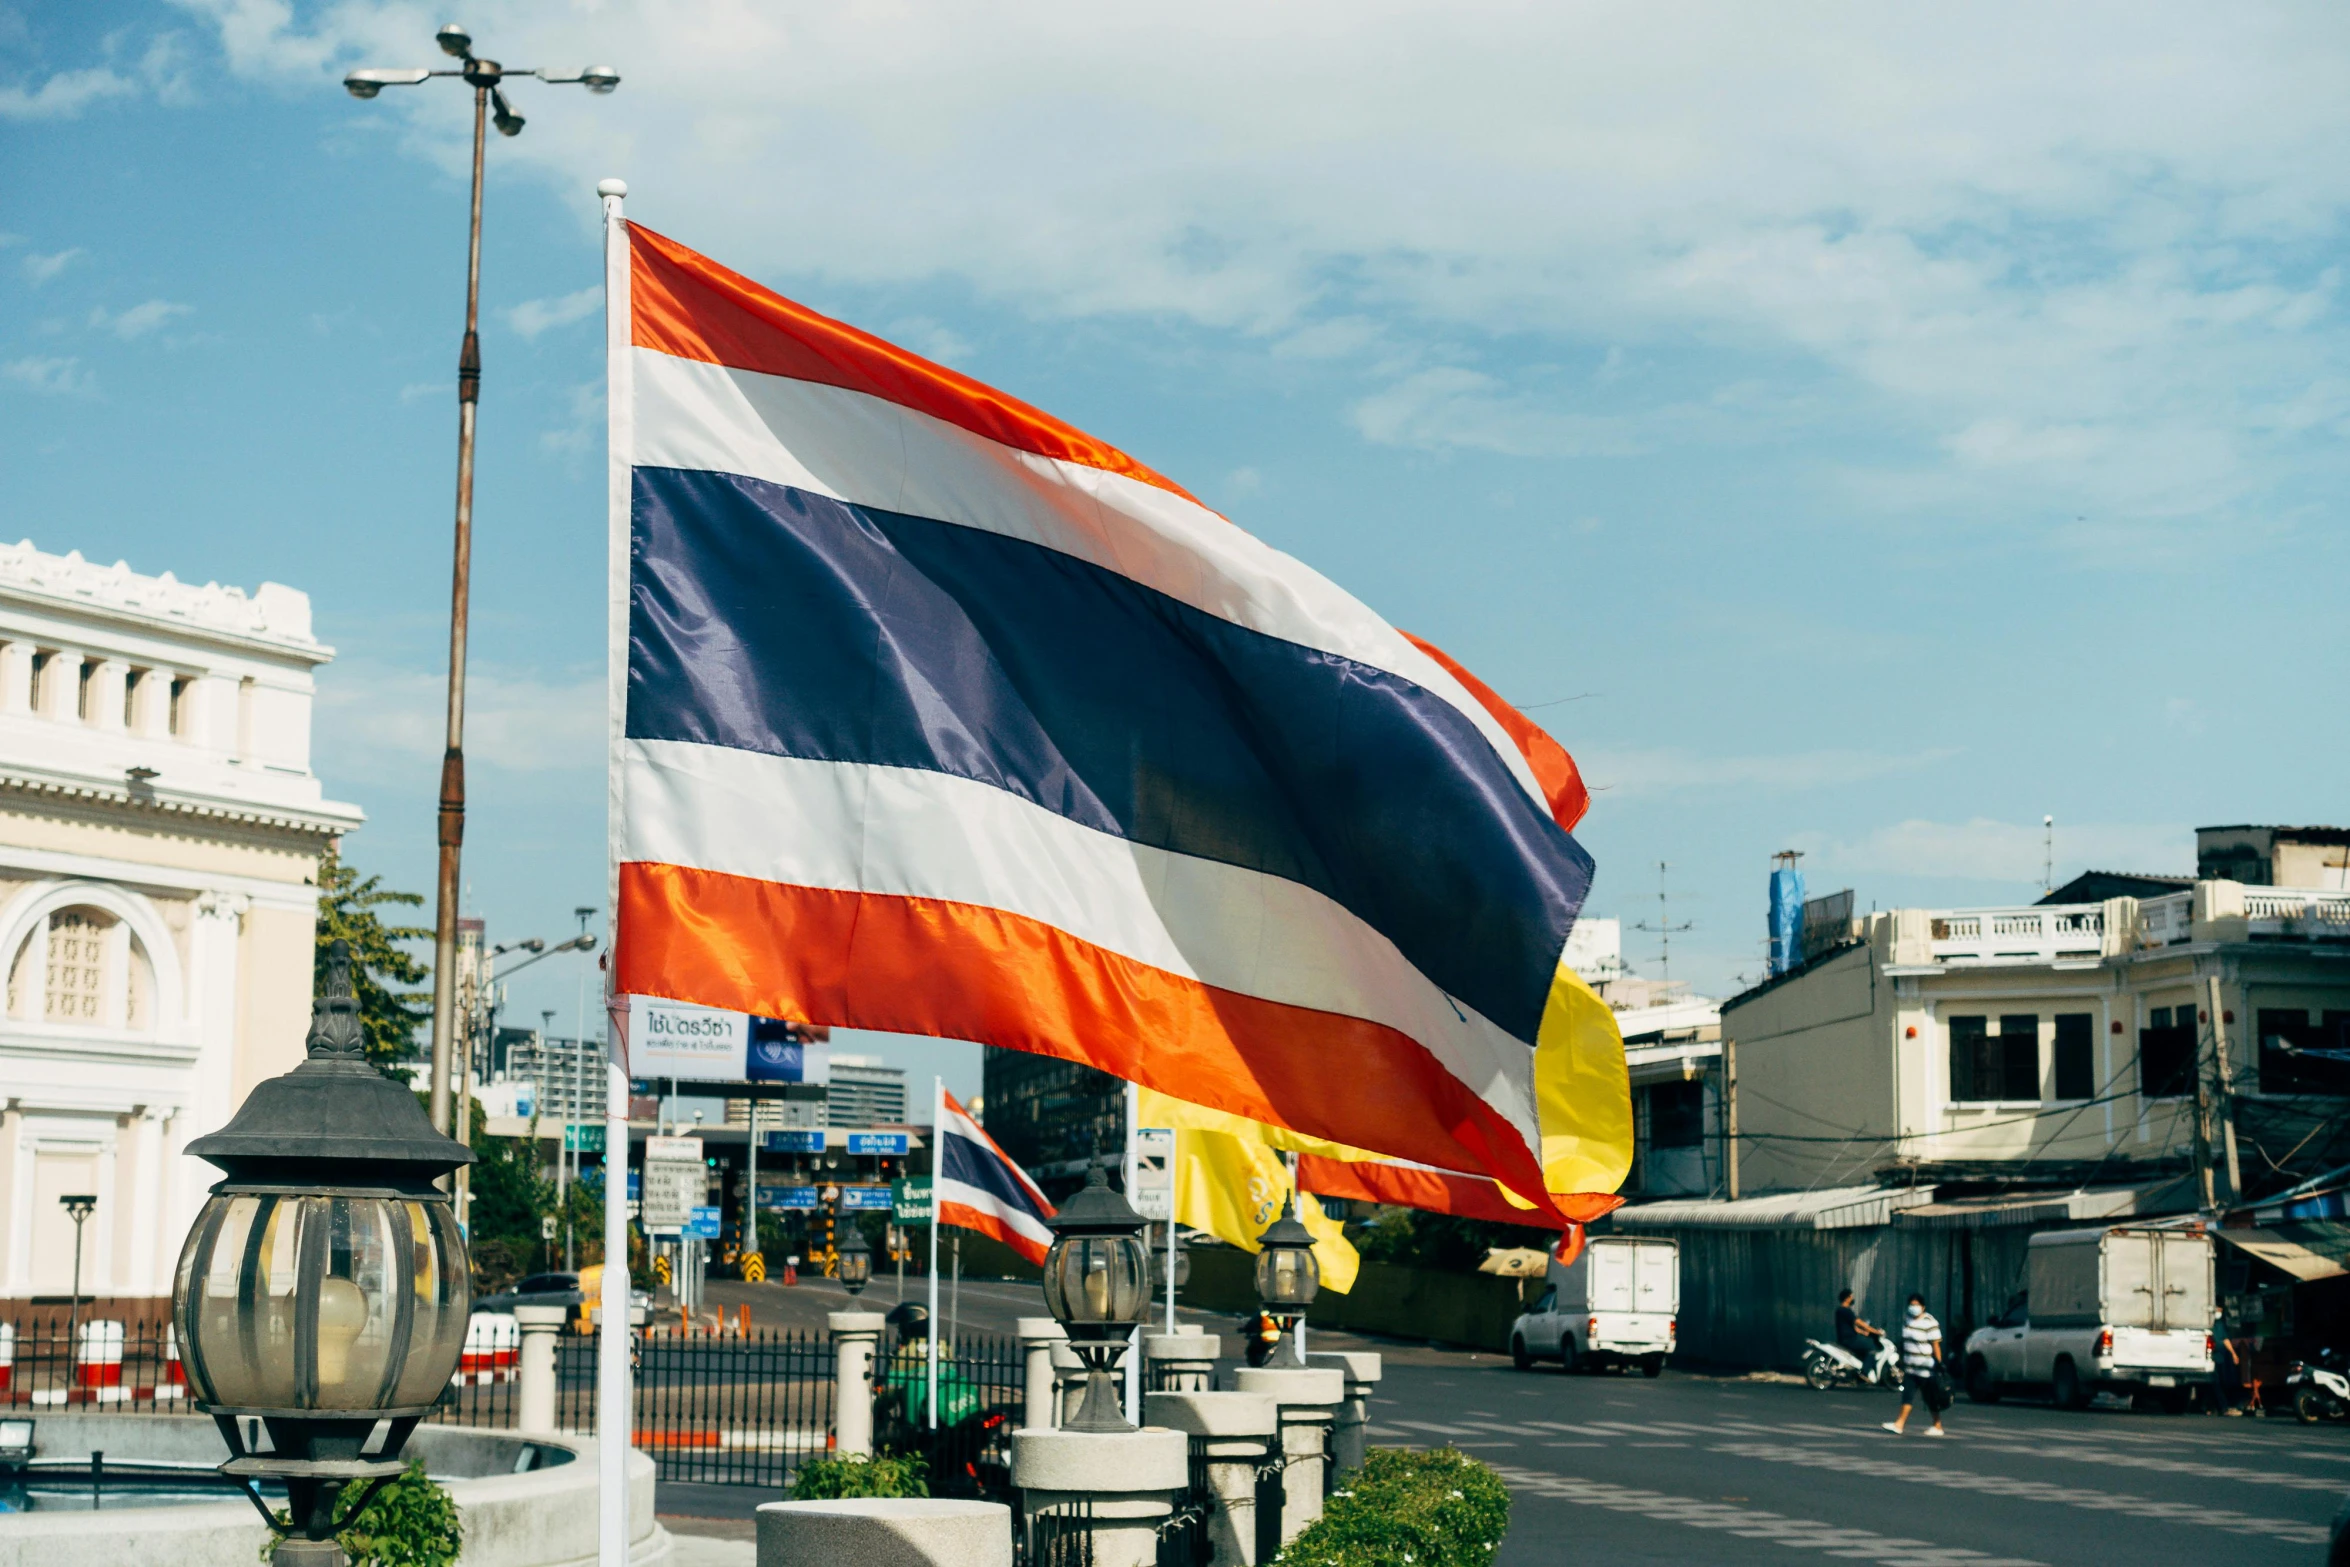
[789,1452,931,1500]
[1277,1448,1509,1567]
[261,1462,462,1567]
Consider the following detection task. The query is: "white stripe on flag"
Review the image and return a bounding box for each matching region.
[621,737,1540,1141]
[624,348,1548,817]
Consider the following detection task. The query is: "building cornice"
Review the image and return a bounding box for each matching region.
[0,765,364,842]
[0,540,331,664]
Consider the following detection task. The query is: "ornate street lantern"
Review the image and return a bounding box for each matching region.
[1040,1163,1150,1431]
[837,1216,873,1296]
[1254,1195,1320,1366]
[172,942,474,1564]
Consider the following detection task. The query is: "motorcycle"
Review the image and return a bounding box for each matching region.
[2289,1348,2350,1424]
[1240,1310,1283,1368]
[1802,1333,1901,1391]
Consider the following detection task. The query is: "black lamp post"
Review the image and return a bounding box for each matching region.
[59,1193,96,1359]
[1254,1195,1321,1368]
[1040,1163,1151,1432]
[837,1216,873,1297]
[172,942,475,1566]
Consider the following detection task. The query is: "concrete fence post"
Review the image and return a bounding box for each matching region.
[830,1310,887,1457]
[1016,1316,1067,1432]
[1012,1429,1187,1567]
[1235,1366,1345,1543]
[1306,1351,1382,1477]
[1146,1390,1277,1565]
[1048,1339,1086,1426]
[758,1498,1013,1566]
[512,1305,568,1435]
[1143,1330,1223,1393]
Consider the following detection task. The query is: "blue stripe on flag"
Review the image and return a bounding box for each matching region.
[627,464,1591,1046]
[939,1128,1052,1222]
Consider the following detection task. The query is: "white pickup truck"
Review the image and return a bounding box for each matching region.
[1961,1226,2214,1412]
[1509,1236,1677,1376]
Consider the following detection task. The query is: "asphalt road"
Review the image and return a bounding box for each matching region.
[668,1278,2349,1564]
[1382,1360,2344,1566]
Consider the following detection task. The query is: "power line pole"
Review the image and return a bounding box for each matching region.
[2208,974,2242,1208]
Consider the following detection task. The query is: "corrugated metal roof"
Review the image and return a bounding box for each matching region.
[1611,1184,1937,1231]
[1892,1185,2169,1231]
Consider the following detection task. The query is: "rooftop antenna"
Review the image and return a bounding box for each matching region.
[2043,815,2055,896]
[1633,860,1693,980]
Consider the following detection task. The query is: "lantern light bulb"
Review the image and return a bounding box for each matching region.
[316,1276,369,1386]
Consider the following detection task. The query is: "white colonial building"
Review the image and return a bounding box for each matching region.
[0,540,360,1303]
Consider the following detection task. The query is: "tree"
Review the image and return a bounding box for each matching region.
[313,844,431,1077]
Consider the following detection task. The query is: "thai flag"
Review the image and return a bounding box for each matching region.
[605,215,1623,1209]
[935,1090,1056,1265]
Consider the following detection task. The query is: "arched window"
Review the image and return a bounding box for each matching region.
[0,889,176,1035]
[43,908,112,1024]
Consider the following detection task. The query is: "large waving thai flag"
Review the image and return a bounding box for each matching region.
[935,1090,1057,1265]
[605,215,1628,1209]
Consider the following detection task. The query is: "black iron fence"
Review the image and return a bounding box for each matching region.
[873,1322,1024,1499]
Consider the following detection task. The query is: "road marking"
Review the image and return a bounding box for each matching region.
[1949,1434,2347,1493]
[1705,1441,2331,1546]
[1491,1464,2044,1565]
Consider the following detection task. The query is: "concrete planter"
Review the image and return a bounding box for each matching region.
[0,1415,670,1567]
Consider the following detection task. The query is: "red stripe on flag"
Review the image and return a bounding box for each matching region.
[1296,1152,1617,1228]
[627,223,1201,509]
[936,1199,1051,1267]
[616,861,1550,1203]
[1399,632,1590,833]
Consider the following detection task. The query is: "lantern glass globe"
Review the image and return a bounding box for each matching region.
[1254,1243,1318,1309]
[1043,1230,1148,1332]
[173,1193,470,1413]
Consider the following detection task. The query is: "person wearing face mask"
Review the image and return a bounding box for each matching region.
[1883,1292,1951,1437]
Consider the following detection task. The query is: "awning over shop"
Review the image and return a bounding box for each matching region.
[2215,1222,2350,1282]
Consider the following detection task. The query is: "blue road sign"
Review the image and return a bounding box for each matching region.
[762,1130,826,1154]
[757,1185,821,1210]
[839,1186,894,1210]
[846,1132,910,1156]
[685,1205,722,1240]
[626,1171,641,1200]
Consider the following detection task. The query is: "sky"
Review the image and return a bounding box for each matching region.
[7,3,2350,1107]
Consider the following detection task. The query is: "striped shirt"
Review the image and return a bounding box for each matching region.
[1901,1311,1943,1373]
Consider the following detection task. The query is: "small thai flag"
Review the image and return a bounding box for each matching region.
[935,1090,1056,1265]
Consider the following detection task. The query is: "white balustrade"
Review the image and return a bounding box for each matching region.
[1926,905,2103,965]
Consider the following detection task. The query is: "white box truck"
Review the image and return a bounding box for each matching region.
[1509,1236,1678,1376]
[1960,1226,2214,1411]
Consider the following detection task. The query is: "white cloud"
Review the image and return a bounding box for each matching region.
[541,381,603,459]
[90,300,193,340]
[21,248,84,286]
[175,3,2350,533]
[1798,817,2192,885]
[1352,367,1655,458]
[0,33,193,121]
[506,286,601,339]
[315,663,602,775]
[3,356,96,396]
[1580,745,1958,797]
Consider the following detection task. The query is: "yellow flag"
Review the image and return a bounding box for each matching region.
[1139,1087,1360,1295]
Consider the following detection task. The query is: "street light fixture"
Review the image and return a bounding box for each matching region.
[1254,1195,1321,1368]
[173,941,474,1566]
[1040,1163,1151,1432]
[340,24,620,1142]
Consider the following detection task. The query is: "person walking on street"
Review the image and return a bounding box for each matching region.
[1884,1292,1951,1438]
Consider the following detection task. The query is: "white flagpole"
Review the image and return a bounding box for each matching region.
[926,1075,941,1429]
[1164,1128,1177,1335]
[1123,1078,1140,1423]
[596,175,634,1567]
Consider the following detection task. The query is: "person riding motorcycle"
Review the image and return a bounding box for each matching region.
[1835,1289,1883,1368]
[1242,1309,1283,1367]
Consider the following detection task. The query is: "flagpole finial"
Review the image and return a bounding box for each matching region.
[597,178,627,198]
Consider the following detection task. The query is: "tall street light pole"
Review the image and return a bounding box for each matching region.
[345,27,620,1135]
